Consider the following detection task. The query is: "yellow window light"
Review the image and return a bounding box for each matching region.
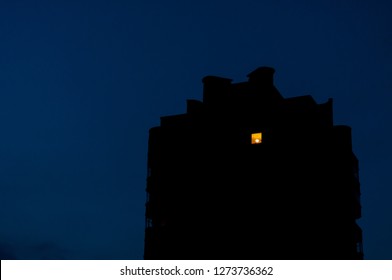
[251,132,262,144]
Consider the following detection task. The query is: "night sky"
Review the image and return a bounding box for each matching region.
[0,0,391,260]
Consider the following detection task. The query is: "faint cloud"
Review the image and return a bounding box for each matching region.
[0,236,70,260]
[0,243,17,260]
[27,241,69,260]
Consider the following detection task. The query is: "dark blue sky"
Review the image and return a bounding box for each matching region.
[0,0,391,259]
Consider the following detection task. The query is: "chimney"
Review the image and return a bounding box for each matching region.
[247,66,275,86]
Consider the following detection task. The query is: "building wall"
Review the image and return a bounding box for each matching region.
[144,67,363,260]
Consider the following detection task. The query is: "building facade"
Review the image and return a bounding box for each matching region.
[144,67,363,260]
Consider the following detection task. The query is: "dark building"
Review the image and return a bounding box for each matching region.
[144,67,363,260]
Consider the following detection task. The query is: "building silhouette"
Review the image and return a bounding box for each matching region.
[144,67,363,260]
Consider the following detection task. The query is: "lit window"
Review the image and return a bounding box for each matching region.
[251,132,262,144]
